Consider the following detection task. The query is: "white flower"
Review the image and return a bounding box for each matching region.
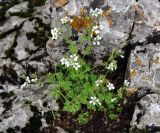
[93,35,102,45]
[124,80,130,87]
[60,58,67,65]
[60,16,72,24]
[60,54,81,70]
[23,76,37,87]
[73,62,81,70]
[70,54,78,62]
[91,8,103,17]
[120,55,124,58]
[95,79,103,87]
[26,76,30,83]
[91,25,103,35]
[107,62,117,71]
[31,78,37,82]
[99,24,103,30]
[89,96,101,106]
[107,82,115,90]
[91,24,103,45]
[51,28,61,40]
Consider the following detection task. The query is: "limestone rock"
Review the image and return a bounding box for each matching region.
[46,39,67,64]
[0,32,16,58]
[131,0,160,43]
[5,1,29,17]
[46,0,135,62]
[14,19,40,60]
[130,94,160,132]
[0,83,59,132]
[0,16,26,36]
[126,43,160,94]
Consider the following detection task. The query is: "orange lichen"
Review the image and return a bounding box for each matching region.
[126,87,137,96]
[153,57,160,64]
[71,16,92,32]
[135,58,142,65]
[102,8,112,17]
[130,69,138,77]
[107,18,113,27]
[54,0,68,7]
[80,8,88,16]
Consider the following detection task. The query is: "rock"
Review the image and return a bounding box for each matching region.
[14,19,40,60]
[130,94,160,132]
[46,0,135,62]
[126,43,160,94]
[42,0,56,24]
[5,1,29,17]
[55,126,69,133]
[0,32,16,58]
[130,0,160,43]
[0,16,26,36]
[46,39,67,64]
[0,83,59,132]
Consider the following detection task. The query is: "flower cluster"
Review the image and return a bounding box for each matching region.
[89,96,101,106]
[51,28,61,40]
[95,79,103,87]
[124,80,130,87]
[60,16,73,24]
[107,61,117,71]
[91,24,103,45]
[91,8,103,17]
[107,82,115,91]
[23,76,37,87]
[60,54,81,70]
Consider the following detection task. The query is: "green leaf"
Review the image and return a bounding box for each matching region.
[78,112,89,124]
[55,72,64,80]
[68,43,78,53]
[108,113,118,120]
[50,88,60,100]
[63,101,81,113]
[81,45,93,55]
[117,87,124,99]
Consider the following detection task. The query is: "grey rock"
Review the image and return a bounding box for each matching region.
[126,43,160,94]
[0,32,16,58]
[130,94,160,131]
[0,83,59,132]
[0,85,33,131]
[0,16,26,36]
[46,39,67,64]
[14,19,39,60]
[47,0,135,62]
[131,0,160,43]
[5,1,29,17]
